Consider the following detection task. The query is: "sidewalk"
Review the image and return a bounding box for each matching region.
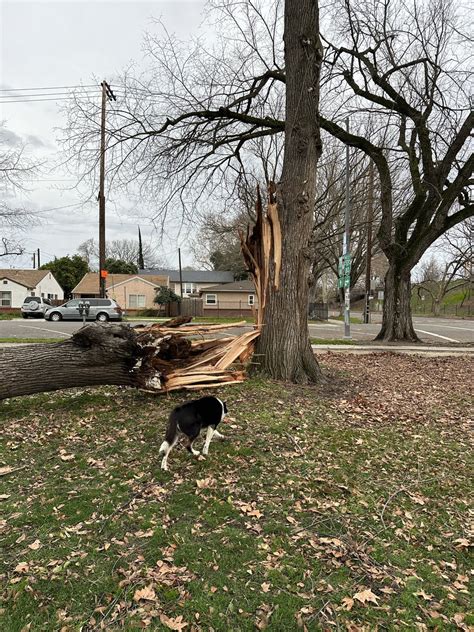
[312,344,474,356]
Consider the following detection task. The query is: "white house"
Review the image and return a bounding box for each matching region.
[0,269,64,309]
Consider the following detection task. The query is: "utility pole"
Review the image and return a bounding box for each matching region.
[178,248,183,316]
[98,80,116,298]
[363,160,374,324]
[343,118,351,339]
[137,226,145,270]
[37,248,41,268]
[32,252,36,269]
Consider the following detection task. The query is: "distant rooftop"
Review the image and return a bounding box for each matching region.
[140,269,234,283]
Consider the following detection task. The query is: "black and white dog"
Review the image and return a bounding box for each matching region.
[159,396,228,471]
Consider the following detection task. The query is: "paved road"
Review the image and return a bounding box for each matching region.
[309,316,474,344]
[1,316,472,344]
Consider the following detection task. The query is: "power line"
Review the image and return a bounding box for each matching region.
[0,97,97,104]
[0,91,100,99]
[0,84,99,92]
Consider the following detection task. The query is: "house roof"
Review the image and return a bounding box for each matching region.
[140,268,234,283]
[201,280,255,293]
[72,273,169,295]
[0,269,49,289]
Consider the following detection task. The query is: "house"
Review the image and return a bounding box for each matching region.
[140,268,234,297]
[0,269,64,310]
[201,279,257,316]
[72,272,169,312]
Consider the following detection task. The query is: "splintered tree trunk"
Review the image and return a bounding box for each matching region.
[256,0,323,383]
[376,265,419,342]
[0,324,138,399]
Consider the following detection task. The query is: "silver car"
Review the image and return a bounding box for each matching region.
[21,296,53,318]
[45,298,124,322]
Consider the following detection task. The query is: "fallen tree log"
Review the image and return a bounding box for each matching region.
[0,318,260,400]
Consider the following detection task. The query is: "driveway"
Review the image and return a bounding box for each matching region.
[0,315,472,344]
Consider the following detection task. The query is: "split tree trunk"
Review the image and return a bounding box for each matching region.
[255,0,323,383]
[376,265,419,342]
[0,320,259,400]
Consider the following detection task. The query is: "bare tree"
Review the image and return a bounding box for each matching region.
[0,126,39,258]
[64,0,324,383]
[319,0,473,340]
[310,144,382,296]
[414,219,473,315]
[77,238,168,270]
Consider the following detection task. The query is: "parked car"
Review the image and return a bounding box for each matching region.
[44,298,124,322]
[21,296,53,318]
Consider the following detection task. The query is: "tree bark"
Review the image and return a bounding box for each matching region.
[0,324,139,400]
[256,0,323,383]
[375,266,419,342]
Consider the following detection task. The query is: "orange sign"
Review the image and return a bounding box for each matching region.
[100,270,108,278]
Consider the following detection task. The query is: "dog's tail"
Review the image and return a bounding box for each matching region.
[159,412,178,455]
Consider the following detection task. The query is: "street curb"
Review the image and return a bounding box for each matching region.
[312,344,474,356]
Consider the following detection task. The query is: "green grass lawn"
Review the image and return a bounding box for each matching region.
[1,354,472,631]
[331,315,363,324]
[0,338,66,344]
[0,312,21,320]
[311,338,357,345]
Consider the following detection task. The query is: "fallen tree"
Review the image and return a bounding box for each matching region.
[0,318,260,400]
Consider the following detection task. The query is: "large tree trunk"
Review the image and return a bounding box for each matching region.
[0,320,259,400]
[256,0,323,383]
[0,324,138,400]
[376,265,419,342]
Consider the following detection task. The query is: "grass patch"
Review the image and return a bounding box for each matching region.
[0,312,21,320]
[0,338,66,344]
[311,338,357,345]
[1,355,472,630]
[331,314,363,324]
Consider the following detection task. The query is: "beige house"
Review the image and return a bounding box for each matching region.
[140,268,234,297]
[72,273,168,311]
[201,280,257,316]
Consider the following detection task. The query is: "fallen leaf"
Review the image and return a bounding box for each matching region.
[159,614,188,631]
[196,477,214,489]
[133,585,156,602]
[353,588,379,605]
[0,465,17,476]
[0,494,11,501]
[261,582,270,593]
[341,597,354,611]
[28,539,42,550]
[14,562,29,574]
[210,586,218,593]
[59,453,75,462]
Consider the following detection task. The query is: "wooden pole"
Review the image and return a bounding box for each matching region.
[99,81,107,299]
[364,160,374,324]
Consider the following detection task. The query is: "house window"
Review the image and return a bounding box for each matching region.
[248,294,255,306]
[41,293,45,298]
[2,280,7,285]
[31,291,35,296]
[183,282,196,296]
[205,294,217,305]
[1,291,12,306]
[129,294,146,308]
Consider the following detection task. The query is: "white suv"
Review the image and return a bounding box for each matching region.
[21,296,53,318]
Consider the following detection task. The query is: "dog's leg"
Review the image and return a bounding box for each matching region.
[202,426,215,456]
[185,431,201,457]
[213,429,225,440]
[160,434,179,471]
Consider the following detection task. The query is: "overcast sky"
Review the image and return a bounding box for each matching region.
[0,0,206,269]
